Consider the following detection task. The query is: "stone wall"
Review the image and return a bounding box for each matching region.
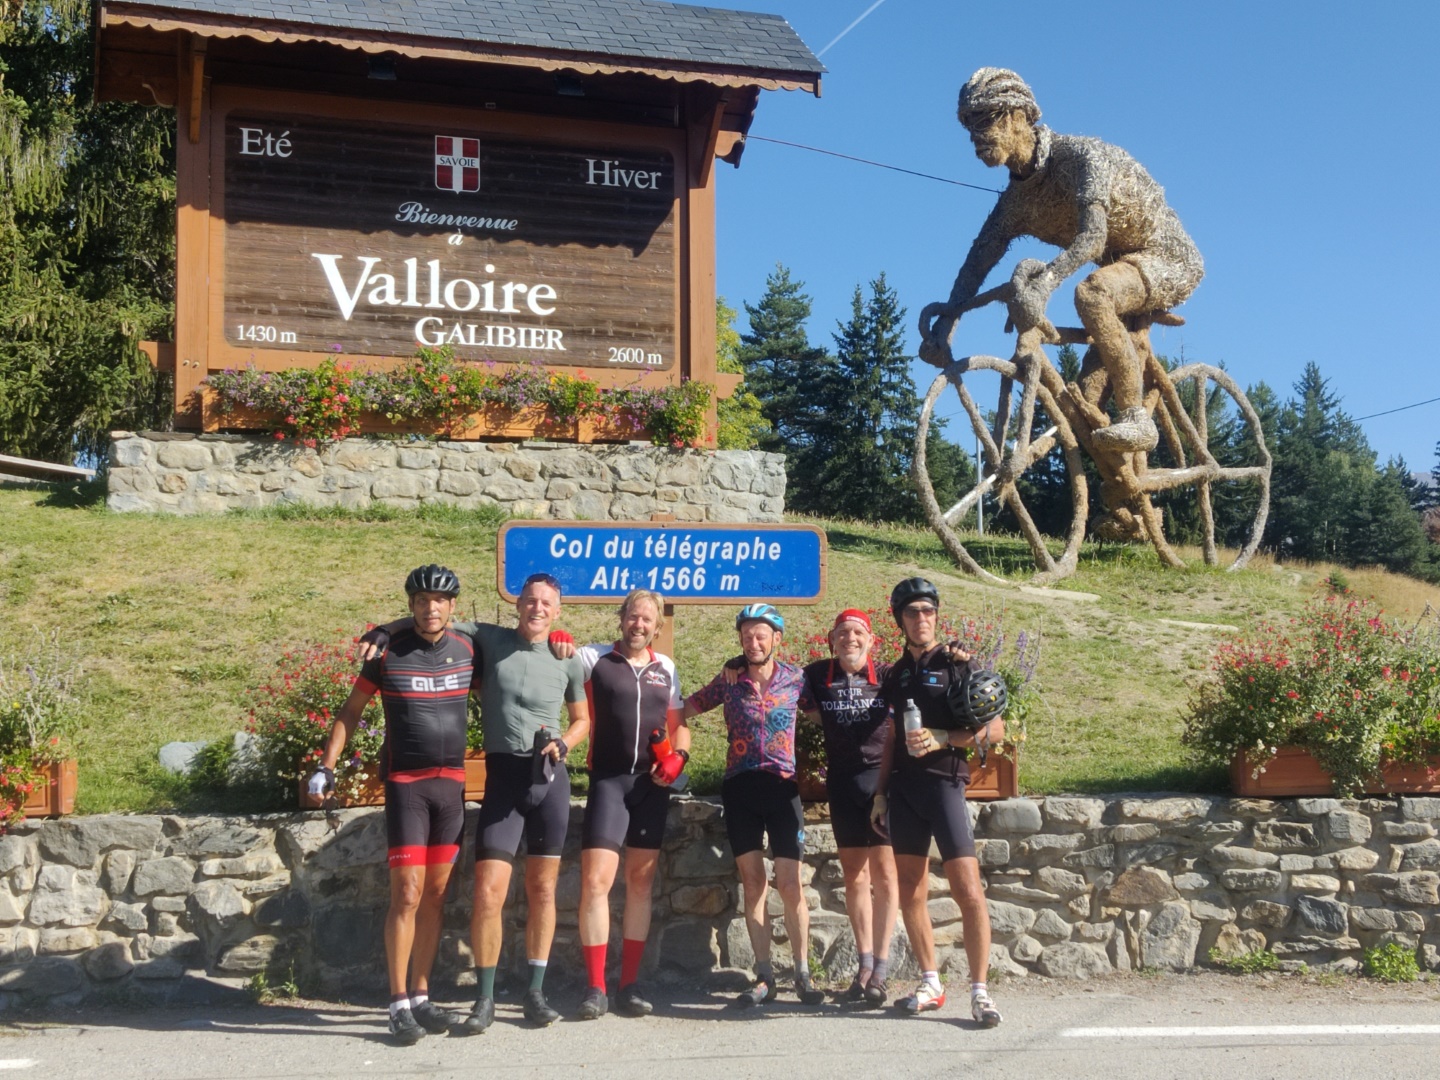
[3,793,1440,1005]
[106,432,786,521]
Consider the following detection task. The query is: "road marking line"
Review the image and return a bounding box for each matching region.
[0,1061,38,1071]
[1062,1025,1440,1038]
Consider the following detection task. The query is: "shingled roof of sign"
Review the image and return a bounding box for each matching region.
[111,0,824,77]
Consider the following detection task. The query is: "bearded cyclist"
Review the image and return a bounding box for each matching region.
[311,564,470,1046]
[876,578,1005,1027]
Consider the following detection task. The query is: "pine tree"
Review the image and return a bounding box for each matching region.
[714,297,769,450]
[0,2,175,464]
[737,265,833,458]
[786,273,971,521]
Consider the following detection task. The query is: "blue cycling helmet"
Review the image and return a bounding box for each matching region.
[735,603,784,632]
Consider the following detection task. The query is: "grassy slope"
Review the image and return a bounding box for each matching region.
[3,482,1437,813]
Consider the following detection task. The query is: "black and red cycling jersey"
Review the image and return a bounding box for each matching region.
[355,627,474,780]
[577,644,683,776]
[800,657,893,775]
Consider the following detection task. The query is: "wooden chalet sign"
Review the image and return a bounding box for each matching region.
[222,112,678,370]
[94,0,823,437]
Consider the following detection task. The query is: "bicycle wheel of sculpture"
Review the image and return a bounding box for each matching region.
[913,355,1089,587]
[1141,362,1272,570]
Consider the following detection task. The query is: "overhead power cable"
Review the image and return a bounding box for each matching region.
[741,134,1003,195]
[1352,395,1440,422]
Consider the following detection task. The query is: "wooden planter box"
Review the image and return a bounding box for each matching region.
[966,752,1020,802]
[203,391,646,444]
[299,751,487,809]
[463,751,487,802]
[1230,745,1440,797]
[22,759,77,818]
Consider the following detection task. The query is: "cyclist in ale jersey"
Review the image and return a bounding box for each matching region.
[311,565,470,1046]
[359,571,589,1033]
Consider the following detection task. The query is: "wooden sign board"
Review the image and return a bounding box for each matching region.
[220,111,677,370]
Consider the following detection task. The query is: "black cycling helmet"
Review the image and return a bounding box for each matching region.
[404,564,460,598]
[890,577,941,625]
[952,668,1008,727]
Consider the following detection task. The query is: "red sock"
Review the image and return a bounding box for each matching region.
[621,938,646,988]
[583,943,607,991]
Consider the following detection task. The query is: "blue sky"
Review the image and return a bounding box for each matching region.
[714,0,1440,472]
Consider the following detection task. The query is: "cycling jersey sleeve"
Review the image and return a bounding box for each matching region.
[686,671,726,714]
[657,653,684,710]
[576,644,605,681]
[562,656,586,704]
[356,654,382,697]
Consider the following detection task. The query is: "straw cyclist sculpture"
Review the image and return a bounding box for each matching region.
[916,68,1270,585]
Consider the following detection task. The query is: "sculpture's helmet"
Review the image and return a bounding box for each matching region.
[957,67,1041,129]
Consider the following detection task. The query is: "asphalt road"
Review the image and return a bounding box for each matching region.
[4,972,1440,1080]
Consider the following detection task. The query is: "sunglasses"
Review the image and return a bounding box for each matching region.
[901,604,939,618]
[522,572,562,597]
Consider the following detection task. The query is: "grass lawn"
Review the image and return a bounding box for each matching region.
[3,480,1438,813]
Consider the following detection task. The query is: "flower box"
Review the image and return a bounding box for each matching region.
[796,751,1018,804]
[464,751,487,802]
[22,759,78,818]
[966,752,1019,802]
[299,772,384,810]
[1230,746,1440,797]
[298,751,486,809]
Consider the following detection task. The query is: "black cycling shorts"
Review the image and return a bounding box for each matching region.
[887,769,976,862]
[475,754,571,861]
[384,775,465,869]
[582,771,671,854]
[721,770,804,861]
[826,766,888,850]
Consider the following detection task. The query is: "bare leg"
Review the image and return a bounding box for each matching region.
[943,856,991,985]
[524,855,560,962]
[408,862,454,996]
[384,865,424,997]
[838,847,874,959]
[579,848,620,947]
[868,844,900,963]
[621,849,661,942]
[773,856,810,972]
[735,851,771,967]
[472,858,512,968]
[895,853,935,971]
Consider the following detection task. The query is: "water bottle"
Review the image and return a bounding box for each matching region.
[649,728,673,762]
[903,699,923,756]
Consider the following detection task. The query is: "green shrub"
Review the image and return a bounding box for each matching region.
[1207,946,1280,974]
[1363,943,1419,983]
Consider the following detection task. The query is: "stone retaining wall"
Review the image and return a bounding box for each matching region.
[3,794,1439,1005]
[106,432,786,521]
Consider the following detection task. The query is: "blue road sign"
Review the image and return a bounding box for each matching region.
[497,521,826,603]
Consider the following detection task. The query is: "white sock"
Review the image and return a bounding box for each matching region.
[410,993,429,1007]
[388,998,411,1018]
[922,970,941,989]
[971,981,987,998]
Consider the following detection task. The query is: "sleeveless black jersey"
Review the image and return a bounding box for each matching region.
[578,644,683,776]
[356,627,475,779]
